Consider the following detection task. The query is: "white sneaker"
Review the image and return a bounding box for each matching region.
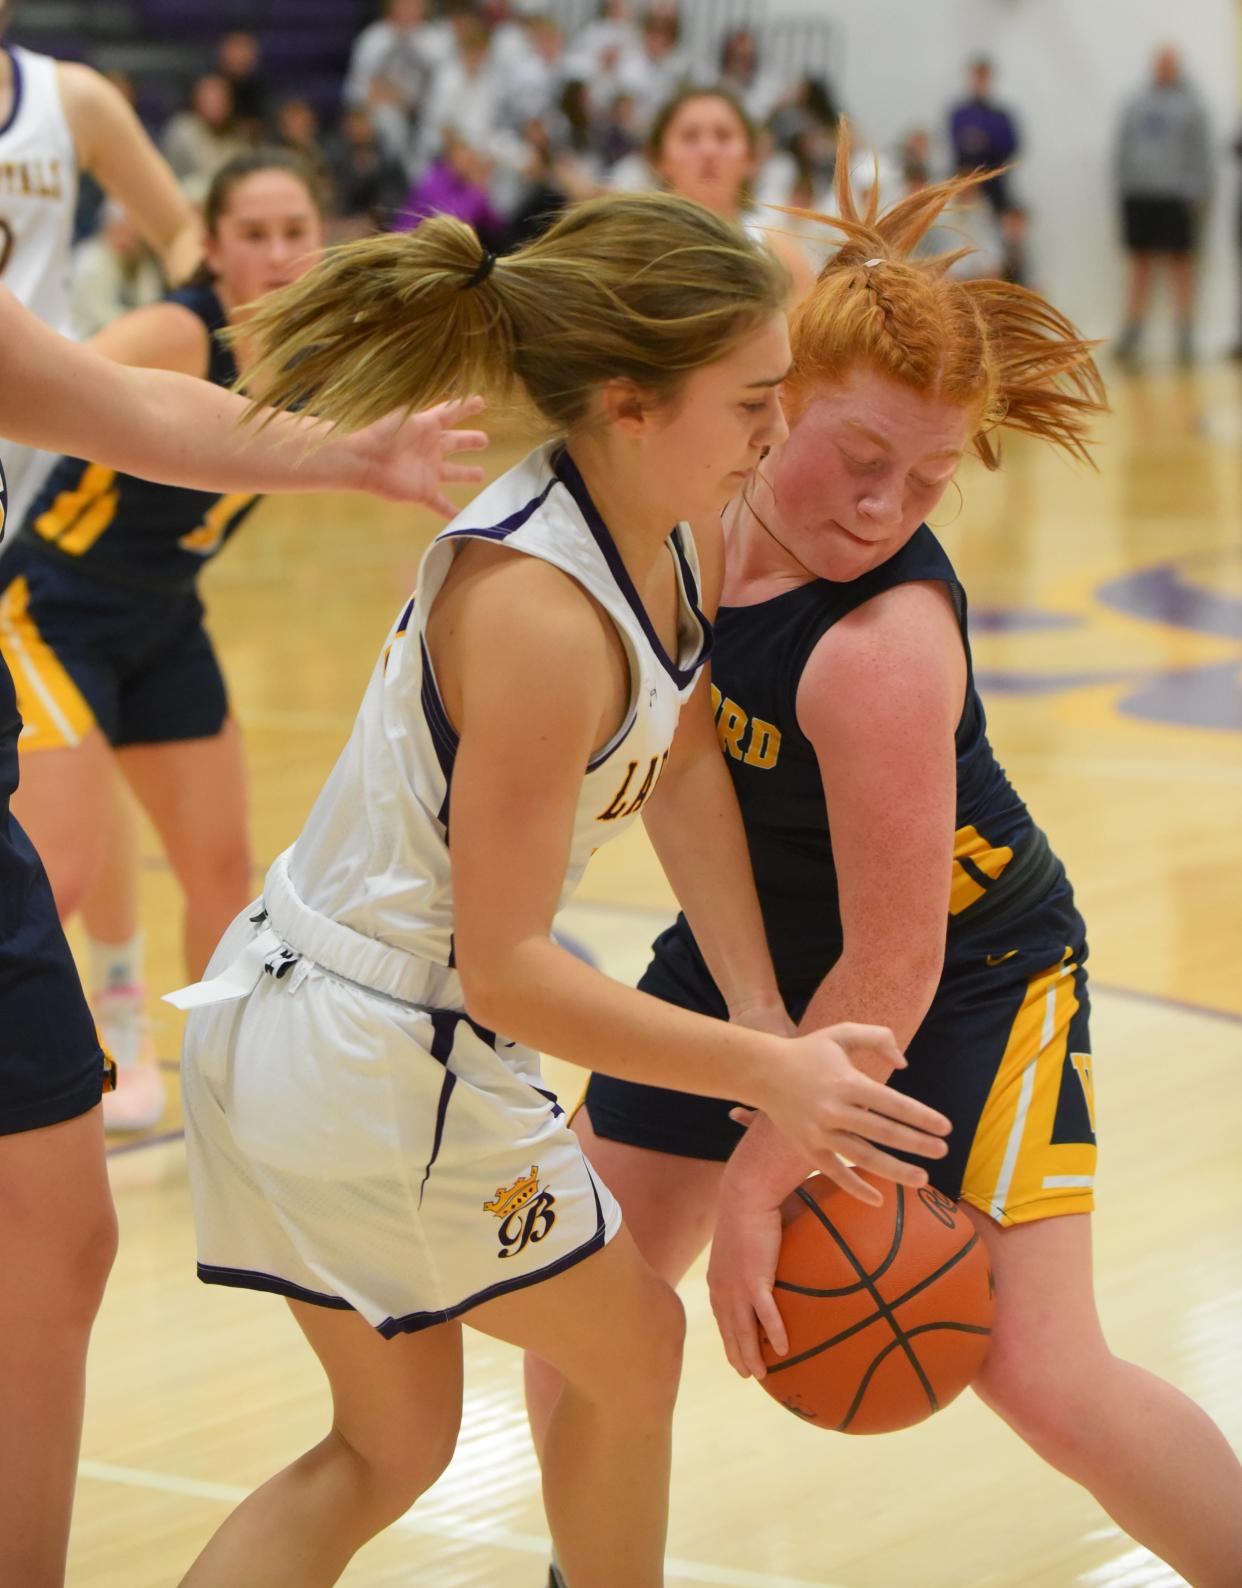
[95,984,166,1132]
[103,1056,166,1133]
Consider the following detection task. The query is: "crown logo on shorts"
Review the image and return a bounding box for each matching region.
[484,1166,540,1219]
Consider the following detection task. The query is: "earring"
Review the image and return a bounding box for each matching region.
[928,478,964,528]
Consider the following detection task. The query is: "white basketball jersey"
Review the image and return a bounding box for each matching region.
[277,442,711,986]
[0,46,78,527]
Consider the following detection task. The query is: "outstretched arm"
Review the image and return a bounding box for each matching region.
[0,287,486,512]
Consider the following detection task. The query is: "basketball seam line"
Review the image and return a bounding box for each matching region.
[767,1228,987,1375]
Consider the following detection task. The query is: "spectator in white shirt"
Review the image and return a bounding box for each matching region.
[343,0,450,174]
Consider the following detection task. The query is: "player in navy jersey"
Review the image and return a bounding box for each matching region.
[528,135,1242,1587]
[0,279,487,1586]
[0,150,330,1128]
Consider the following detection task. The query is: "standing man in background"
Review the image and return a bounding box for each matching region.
[947,57,1019,216]
[1114,45,1212,367]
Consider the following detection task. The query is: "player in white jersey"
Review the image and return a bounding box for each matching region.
[0,29,199,526]
[0,280,486,1588]
[170,194,952,1588]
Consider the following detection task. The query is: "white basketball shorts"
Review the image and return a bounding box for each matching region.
[179,908,621,1336]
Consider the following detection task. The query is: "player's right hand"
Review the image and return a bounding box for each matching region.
[755,1023,951,1205]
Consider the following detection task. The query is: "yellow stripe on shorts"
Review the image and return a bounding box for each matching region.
[0,575,96,750]
[959,948,1096,1226]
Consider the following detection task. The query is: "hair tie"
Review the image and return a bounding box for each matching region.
[863,257,882,268]
[463,251,497,290]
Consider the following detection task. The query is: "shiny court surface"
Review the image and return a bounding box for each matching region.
[70,365,1242,1586]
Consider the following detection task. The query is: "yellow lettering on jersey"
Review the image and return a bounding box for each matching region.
[716,696,747,760]
[0,159,62,200]
[743,717,781,769]
[179,492,257,556]
[1069,1051,1095,1131]
[34,463,119,555]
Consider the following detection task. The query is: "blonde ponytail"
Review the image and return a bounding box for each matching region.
[237,193,789,435]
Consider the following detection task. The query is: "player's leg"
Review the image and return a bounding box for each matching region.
[0,1106,117,1588]
[476,1223,686,1588]
[0,567,113,917]
[118,717,252,979]
[524,1105,723,1464]
[79,771,164,1129]
[179,1303,464,1588]
[966,1207,1242,1588]
[10,733,112,917]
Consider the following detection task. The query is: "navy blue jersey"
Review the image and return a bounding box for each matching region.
[0,457,22,830]
[661,524,1062,996]
[19,284,260,592]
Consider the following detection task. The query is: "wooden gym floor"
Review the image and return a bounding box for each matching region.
[68,363,1242,1586]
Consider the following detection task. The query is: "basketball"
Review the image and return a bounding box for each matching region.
[758,1172,995,1434]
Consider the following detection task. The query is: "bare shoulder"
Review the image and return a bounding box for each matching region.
[797,580,965,738]
[435,538,616,665]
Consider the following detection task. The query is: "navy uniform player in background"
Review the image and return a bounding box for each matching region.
[0,150,327,1129]
[0,9,202,1128]
[527,138,1242,1588]
[0,280,487,1587]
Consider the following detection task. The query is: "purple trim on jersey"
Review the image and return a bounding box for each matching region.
[418,1058,457,1208]
[196,1184,607,1335]
[418,635,458,833]
[551,447,712,689]
[0,49,24,140]
[377,1176,607,1337]
[197,1264,354,1309]
[441,471,561,544]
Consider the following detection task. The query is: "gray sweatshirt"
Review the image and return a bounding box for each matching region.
[1116,81,1212,201]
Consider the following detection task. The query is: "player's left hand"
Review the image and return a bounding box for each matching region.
[350,395,488,514]
[707,1191,787,1380]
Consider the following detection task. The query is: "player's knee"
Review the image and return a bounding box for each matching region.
[975,1347,1109,1462]
[51,1196,118,1327]
[183,837,252,906]
[609,1280,685,1420]
[342,1421,459,1528]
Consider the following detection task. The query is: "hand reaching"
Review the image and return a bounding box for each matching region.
[756,1021,950,1206]
[350,396,488,514]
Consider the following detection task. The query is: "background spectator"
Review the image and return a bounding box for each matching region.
[947,56,1019,215]
[1114,44,1212,365]
[160,73,251,198]
[343,0,447,175]
[394,126,506,249]
[717,28,787,129]
[323,106,409,237]
[71,201,164,336]
[215,31,269,140]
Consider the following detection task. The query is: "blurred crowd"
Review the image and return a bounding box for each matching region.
[69,2,1233,365]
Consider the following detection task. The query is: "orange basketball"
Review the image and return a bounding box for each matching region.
[758,1172,994,1434]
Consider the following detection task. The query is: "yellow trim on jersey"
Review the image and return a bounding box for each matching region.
[958,948,1096,1227]
[33,462,119,556]
[179,492,257,556]
[0,575,96,751]
[949,823,1014,914]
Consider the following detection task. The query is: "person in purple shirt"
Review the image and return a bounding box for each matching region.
[948,56,1019,215]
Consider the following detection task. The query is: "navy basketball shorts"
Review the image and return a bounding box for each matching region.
[586,887,1096,1228]
[0,814,109,1134]
[0,546,228,751]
